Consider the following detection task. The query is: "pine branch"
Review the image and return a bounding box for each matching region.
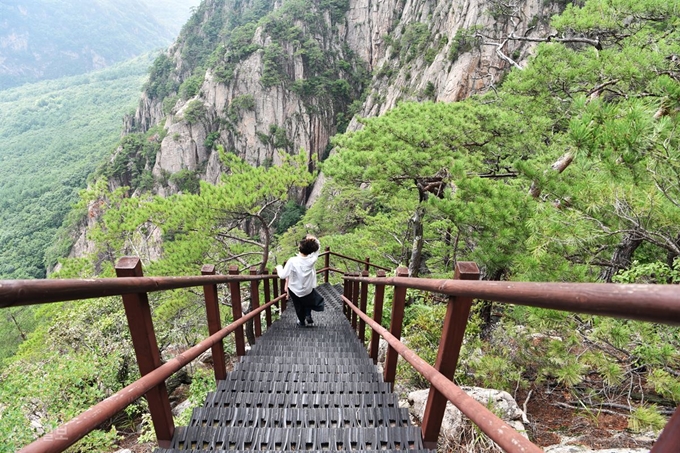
[216,233,265,248]
[506,32,602,50]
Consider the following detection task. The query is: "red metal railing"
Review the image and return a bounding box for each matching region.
[0,257,285,453]
[342,263,680,452]
[1,251,679,452]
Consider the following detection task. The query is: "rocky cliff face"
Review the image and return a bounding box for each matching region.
[119,0,557,196]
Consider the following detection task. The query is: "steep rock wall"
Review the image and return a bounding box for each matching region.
[69,0,560,260]
[125,0,556,200]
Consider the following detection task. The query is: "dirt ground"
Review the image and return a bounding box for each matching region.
[517,385,656,450]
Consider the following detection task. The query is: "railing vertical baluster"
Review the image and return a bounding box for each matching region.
[228,266,246,357]
[115,257,174,447]
[343,274,351,320]
[384,266,409,385]
[370,270,386,364]
[249,267,262,338]
[421,261,480,448]
[201,264,227,381]
[351,273,360,331]
[364,257,370,272]
[263,269,273,328]
[324,246,330,283]
[359,270,369,343]
[272,270,280,308]
[277,266,287,312]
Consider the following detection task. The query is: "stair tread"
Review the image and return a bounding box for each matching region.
[188,407,411,428]
[153,284,434,453]
[215,380,391,394]
[169,426,426,450]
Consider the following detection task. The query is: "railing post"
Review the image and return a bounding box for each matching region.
[421,261,481,448]
[228,266,246,357]
[249,267,262,338]
[370,270,386,364]
[201,265,227,381]
[384,266,409,385]
[115,257,174,448]
[263,268,273,328]
[364,257,370,273]
[351,273,360,331]
[324,246,330,283]
[359,270,369,343]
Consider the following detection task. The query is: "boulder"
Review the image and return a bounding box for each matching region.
[408,387,528,444]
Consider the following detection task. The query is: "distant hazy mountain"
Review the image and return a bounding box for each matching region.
[0,0,201,90]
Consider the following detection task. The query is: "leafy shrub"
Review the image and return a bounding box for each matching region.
[179,74,205,100]
[169,169,201,194]
[183,100,206,125]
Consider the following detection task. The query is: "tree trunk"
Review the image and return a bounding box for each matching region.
[8,310,27,341]
[599,232,643,282]
[666,234,680,273]
[243,299,256,346]
[529,152,574,198]
[442,227,453,272]
[408,205,425,277]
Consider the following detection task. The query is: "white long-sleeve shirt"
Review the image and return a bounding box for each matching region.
[276,241,320,297]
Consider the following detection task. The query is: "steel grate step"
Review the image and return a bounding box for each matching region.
[219,370,384,384]
[169,426,426,451]
[188,407,411,429]
[151,283,435,453]
[215,380,391,395]
[203,391,400,409]
[231,362,379,374]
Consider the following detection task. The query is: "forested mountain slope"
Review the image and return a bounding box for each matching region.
[0,0,200,90]
[0,54,155,280]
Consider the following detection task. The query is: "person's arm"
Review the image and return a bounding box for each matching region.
[276,260,293,279]
[308,236,321,261]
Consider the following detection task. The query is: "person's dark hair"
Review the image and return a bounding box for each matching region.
[299,237,319,255]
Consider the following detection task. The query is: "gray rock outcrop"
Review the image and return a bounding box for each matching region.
[407,387,528,444]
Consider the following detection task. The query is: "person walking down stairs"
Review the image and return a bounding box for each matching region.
[276,235,323,327]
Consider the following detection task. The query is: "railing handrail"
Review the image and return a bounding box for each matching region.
[343,294,543,453]
[4,250,679,453]
[343,275,680,326]
[319,249,392,272]
[341,265,680,452]
[19,293,285,453]
[0,273,277,308]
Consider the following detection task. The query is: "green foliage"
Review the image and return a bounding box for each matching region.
[628,405,667,433]
[0,54,153,279]
[98,125,164,192]
[614,259,680,284]
[0,296,137,451]
[449,27,479,62]
[399,23,432,63]
[276,201,307,234]
[261,44,287,88]
[179,74,205,100]
[169,169,201,194]
[174,367,217,425]
[183,100,206,124]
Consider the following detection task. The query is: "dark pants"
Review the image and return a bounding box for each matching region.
[288,290,313,324]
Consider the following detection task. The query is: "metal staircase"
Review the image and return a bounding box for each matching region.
[154,283,434,452]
